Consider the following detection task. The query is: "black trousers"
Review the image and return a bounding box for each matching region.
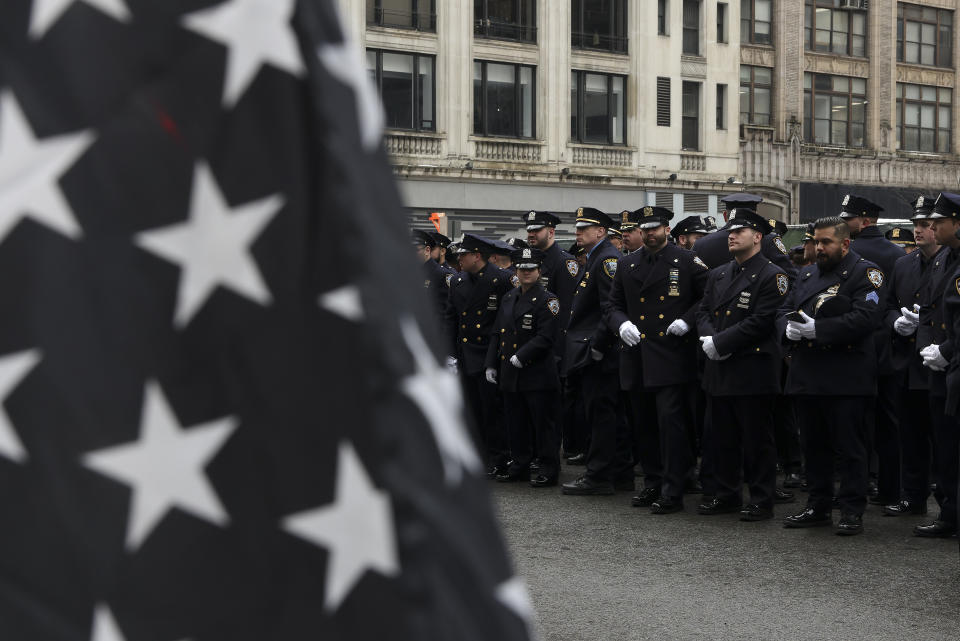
[898,387,933,503]
[503,390,560,479]
[461,372,508,469]
[930,395,959,525]
[797,396,869,515]
[561,376,588,455]
[773,393,802,475]
[627,384,694,500]
[868,374,902,502]
[708,395,777,509]
[571,363,629,482]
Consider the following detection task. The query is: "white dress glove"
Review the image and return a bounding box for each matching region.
[921,344,948,371]
[902,305,920,323]
[485,367,498,384]
[590,348,604,361]
[666,319,690,336]
[619,320,641,346]
[509,355,523,368]
[699,336,729,361]
[894,315,917,336]
[786,310,816,340]
[446,356,458,375]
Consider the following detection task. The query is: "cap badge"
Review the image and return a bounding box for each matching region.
[522,249,531,258]
[892,228,900,238]
[917,196,925,207]
[528,211,536,221]
[842,195,850,206]
[643,206,653,217]
[622,211,630,223]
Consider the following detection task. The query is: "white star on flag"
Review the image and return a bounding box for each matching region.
[283,440,398,612]
[318,285,364,322]
[399,316,481,485]
[317,35,383,152]
[135,161,282,328]
[0,349,42,462]
[182,0,304,107]
[29,0,131,39]
[89,604,125,641]
[0,90,93,243]
[496,576,538,636]
[82,382,237,551]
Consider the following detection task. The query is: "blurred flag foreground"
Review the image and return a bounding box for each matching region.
[0,1,533,639]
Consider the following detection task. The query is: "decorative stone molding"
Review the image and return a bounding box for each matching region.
[384,132,444,157]
[680,55,707,79]
[803,53,869,78]
[895,64,956,88]
[569,144,633,167]
[680,154,706,171]
[740,45,775,68]
[474,138,543,163]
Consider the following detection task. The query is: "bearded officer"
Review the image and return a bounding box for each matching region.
[561,207,630,495]
[695,209,788,521]
[779,217,885,536]
[604,205,709,513]
[671,216,714,250]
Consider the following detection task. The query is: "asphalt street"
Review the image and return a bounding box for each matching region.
[492,465,960,641]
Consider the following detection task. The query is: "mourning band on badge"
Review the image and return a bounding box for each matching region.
[487,294,498,310]
[669,268,680,296]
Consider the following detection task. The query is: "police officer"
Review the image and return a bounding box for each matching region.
[445,233,514,477]
[671,216,715,250]
[484,248,562,487]
[561,207,630,495]
[779,216,885,536]
[414,229,451,320]
[916,192,960,538]
[801,223,816,266]
[429,231,455,270]
[883,195,941,517]
[608,226,624,252]
[605,205,709,513]
[695,209,789,521]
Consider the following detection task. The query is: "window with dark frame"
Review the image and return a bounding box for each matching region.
[739,65,772,126]
[366,0,436,32]
[804,0,866,57]
[741,0,772,45]
[658,0,669,35]
[682,81,700,150]
[571,0,628,53]
[897,3,953,68]
[716,84,727,129]
[473,60,536,139]
[657,77,671,126]
[570,70,627,145]
[803,72,867,147]
[896,83,952,153]
[474,0,537,43]
[682,0,700,55]
[717,3,728,43]
[366,49,435,132]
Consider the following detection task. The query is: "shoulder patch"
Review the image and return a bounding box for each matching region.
[602,258,618,278]
[445,273,453,287]
[566,259,579,278]
[866,268,884,288]
[776,273,788,296]
[774,237,788,255]
[547,298,560,316]
[694,256,708,270]
[510,274,520,288]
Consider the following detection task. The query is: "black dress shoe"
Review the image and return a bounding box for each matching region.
[740,504,774,522]
[882,500,928,516]
[697,497,741,515]
[774,488,795,504]
[486,465,508,480]
[836,513,863,536]
[913,520,957,538]
[783,508,832,528]
[565,452,586,465]
[495,470,526,483]
[783,473,802,488]
[650,496,683,514]
[561,476,614,495]
[631,487,660,507]
[529,475,557,488]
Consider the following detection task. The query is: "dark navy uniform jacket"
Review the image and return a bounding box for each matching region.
[484,283,560,392]
[851,225,905,375]
[562,237,621,376]
[777,251,884,397]
[694,230,797,280]
[539,242,579,357]
[917,246,960,397]
[423,258,452,320]
[445,263,514,376]
[696,252,789,396]
[943,265,960,415]
[603,242,709,389]
[885,248,942,390]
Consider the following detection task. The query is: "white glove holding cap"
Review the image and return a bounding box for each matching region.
[786,310,816,340]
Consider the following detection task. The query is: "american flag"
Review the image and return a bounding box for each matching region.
[0,1,533,639]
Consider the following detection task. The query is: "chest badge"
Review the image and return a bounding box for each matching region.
[487,294,499,311]
[521,313,534,330]
[776,273,788,296]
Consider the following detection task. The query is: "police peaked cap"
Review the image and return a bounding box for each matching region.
[885,227,915,245]
[670,215,713,238]
[428,231,452,247]
[455,233,495,254]
[412,229,436,247]
[723,208,773,234]
[621,206,674,230]
[931,192,960,219]
[720,193,763,211]
[839,194,884,219]
[523,210,562,230]
[511,247,545,269]
[574,206,615,229]
[767,218,788,236]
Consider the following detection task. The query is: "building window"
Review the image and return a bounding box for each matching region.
[682,0,700,55]
[804,1,866,58]
[803,73,867,147]
[897,3,953,68]
[570,71,626,145]
[658,0,669,35]
[739,65,771,126]
[897,83,952,153]
[657,77,671,126]
[572,0,628,53]
[366,50,435,131]
[366,0,436,32]
[716,84,727,129]
[473,61,536,138]
[682,81,700,150]
[717,3,728,43]
[741,0,772,45]
[474,0,537,43]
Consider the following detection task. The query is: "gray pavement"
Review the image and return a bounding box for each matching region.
[492,466,960,641]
